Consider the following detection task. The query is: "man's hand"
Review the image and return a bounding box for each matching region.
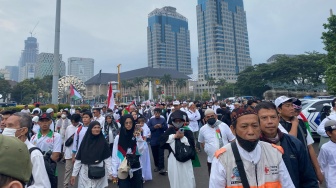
[70,176,76,185]
[154,124,162,129]
[290,116,299,127]
[112,176,118,184]
[72,156,76,164]
[175,130,184,139]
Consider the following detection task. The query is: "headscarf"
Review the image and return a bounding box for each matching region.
[118,114,137,156]
[76,121,111,164]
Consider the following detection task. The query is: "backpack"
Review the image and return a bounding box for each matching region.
[28,147,58,188]
[172,138,196,162]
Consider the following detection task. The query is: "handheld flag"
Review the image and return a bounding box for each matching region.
[107,82,115,110]
[70,84,82,100]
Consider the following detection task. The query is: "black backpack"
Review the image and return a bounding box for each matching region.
[28,147,58,188]
[172,138,196,162]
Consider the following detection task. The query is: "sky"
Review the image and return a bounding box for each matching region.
[0,0,335,78]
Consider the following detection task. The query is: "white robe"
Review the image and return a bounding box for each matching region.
[166,134,196,188]
[72,157,112,188]
[140,124,152,181]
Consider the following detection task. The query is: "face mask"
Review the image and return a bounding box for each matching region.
[235,134,259,152]
[207,118,217,126]
[172,121,184,128]
[2,128,17,137]
[61,114,66,119]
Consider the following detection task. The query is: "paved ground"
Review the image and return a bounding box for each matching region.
[57,140,324,188]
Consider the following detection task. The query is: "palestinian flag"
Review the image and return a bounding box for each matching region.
[70,84,82,100]
[299,112,312,136]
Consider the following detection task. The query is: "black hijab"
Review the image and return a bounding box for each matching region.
[118,114,137,155]
[76,121,111,164]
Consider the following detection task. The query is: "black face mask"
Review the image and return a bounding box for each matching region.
[235,134,259,152]
[207,118,217,126]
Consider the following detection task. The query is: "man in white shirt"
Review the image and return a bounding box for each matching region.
[32,103,42,116]
[72,111,93,161]
[209,106,295,188]
[317,98,336,147]
[63,114,81,188]
[93,108,105,130]
[198,109,235,175]
[21,104,31,114]
[180,101,188,112]
[186,102,201,152]
[4,112,51,188]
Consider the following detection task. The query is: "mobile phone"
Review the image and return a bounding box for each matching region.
[179,128,184,133]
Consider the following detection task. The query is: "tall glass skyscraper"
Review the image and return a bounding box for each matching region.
[196,0,252,93]
[35,53,65,78]
[18,37,39,82]
[148,6,192,75]
[68,57,94,82]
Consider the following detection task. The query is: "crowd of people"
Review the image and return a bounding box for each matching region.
[0,96,335,188]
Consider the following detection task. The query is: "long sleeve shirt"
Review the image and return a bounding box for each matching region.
[186,110,201,132]
[318,140,336,188]
[147,117,168,146]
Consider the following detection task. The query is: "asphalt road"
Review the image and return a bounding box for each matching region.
[57,140,324,188]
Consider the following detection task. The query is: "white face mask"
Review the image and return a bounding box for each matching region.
[2,128,17,137]
[61,114,66,119]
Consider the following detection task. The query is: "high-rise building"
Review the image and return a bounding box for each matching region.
[68,57,94,82]
[18,37,39,82]
[196,0,252,94]
[5,66,19,82]
[35,52,65,78]
[148,6,192,75]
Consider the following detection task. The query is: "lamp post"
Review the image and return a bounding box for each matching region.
[51,0,61,104]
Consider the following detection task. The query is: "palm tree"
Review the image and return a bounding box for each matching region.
[176,78,187,94]
[160,74,172,98]
[216,78,227,86]
[206,76,216,97]
[132,77,144,102]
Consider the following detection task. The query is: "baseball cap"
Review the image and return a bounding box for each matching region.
[274,96,292,108]
[173,100,180,105]
[0,135,32,183]
[171,110,186,121]
[324,119,336,131]
[46,108,54,113]
[39,112,52,120]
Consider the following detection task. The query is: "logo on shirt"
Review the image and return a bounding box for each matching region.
[230,167,242,184]
[265,165,278,175]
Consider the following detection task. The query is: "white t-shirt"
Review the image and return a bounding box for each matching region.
[318,140,336,188]
[198,121,235,162]
[63,124,80,159]
[25,139,51,188]
[94,115,105,130]
[21,109,31,114]
[30,130,62,153]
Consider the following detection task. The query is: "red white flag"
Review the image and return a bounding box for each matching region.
[107,82,115,110]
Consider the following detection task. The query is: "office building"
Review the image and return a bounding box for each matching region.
[148,6,192,75]
[196,0,252,94]
[35,52,65,78]
[5,66,19,82]
[18,37,39,81]
[68,57,94,82]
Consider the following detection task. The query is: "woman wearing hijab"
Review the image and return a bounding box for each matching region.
[70,121,112,188]
[111,114,145,188]
[104,113,121,152]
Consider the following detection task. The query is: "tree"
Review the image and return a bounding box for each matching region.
[132,77,144,101]
[201,90,211,101]
[0,78,11,102]
[205,76,216,96]
[175,78,187,93]
[322,14,336,93]
[160,74,172,98]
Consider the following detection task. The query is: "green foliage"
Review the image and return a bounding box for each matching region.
[0,78,12,102]
[236,53,326,98]
[11,76,53,104]
[322,15,336,93]
[201,90,211,101]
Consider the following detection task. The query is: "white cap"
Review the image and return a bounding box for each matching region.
[274,96,292,108]
[32,116,39,122]
[173,101,180,105]
[188,102,194,108]
[46,108,54,113]
[182,101,187,104]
